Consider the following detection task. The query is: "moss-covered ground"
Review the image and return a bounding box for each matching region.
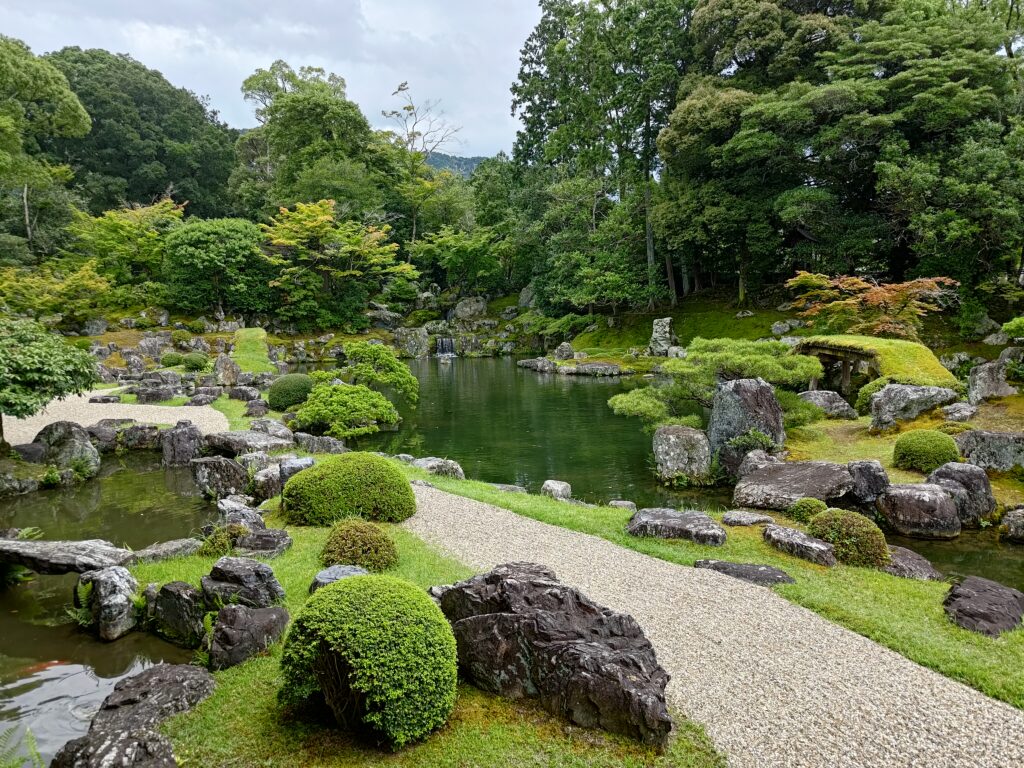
[230,328,277,374]
[138,507,723,767]
[795,335,958,389]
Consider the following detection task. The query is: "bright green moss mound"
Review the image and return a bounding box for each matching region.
[268,373,313,411]
[321,518,399,572]
[279,575,458,749]
[786,497,828,523]
[282,453,416,525]
[893,430,960,473]
[808,508,890,567]
[796,335,958,389]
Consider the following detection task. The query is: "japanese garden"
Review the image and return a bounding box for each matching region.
[3,1,1024,766]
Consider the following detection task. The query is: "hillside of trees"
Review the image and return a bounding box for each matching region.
[426,152,486,177]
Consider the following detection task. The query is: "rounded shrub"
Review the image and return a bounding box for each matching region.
[892,429,960,473]
[321,519,398,572]
[785,497,828,523]
[182,351,209,372]
[279,575,457,749]
[161,352,184,367]
[808,508,890,568]
[268,373,314,411]
[171,329,192,346]
[282,453,416,526]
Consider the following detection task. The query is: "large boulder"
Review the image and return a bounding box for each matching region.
[967,361,1017,405]
[652,425,712,483]
[200,556,285,609]
[249,418,295,442]
[207,604,290,670]
[694,560,794,587]
[213,353,241,386]
[190,456,249,499]
[733,460,854,510]
[926,462,996,527]
[412,456,465,479]
[244,399,269,417]
[798,390,857,419]
[228,385,261,402]
[942,402,978,422]
[943,576,1024,637]
[626,508,726,546]
[136,385,174,404]
[707,378,785,474]
[86,418,136,453]
[847,460,890,505]
[393,326,430,358]
[869,384,958,431]
[252,465,282,501]
[29,421,101,478]
[234,527,293,559]
[154,581,207,647]
[721,510,774,526]
[955,430,1024,471]
[279,457,314,485]
[160,420,203,467]
[118,424,161,451]
[432,563,673,747]
[553,341,575,360]
[0,538,134,574]
[875,484,961,539]
[645,317,675,357]
[1001,508,1024,543]
[541,479,571,499]
[453,296,487,321]
[518,357,557,373]
[76,566,138,641]
[52,664,215,768]
[295,432,348,454]
[883,546,943,581]
[205,430,293,456]
[762,524,837,566]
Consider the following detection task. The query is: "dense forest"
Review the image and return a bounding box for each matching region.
[3,0,1024,333]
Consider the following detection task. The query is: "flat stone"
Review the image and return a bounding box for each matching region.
[943,576,1024,637]
[762,524,837,566]
[694,559,795,587]
[206,430,293,456]
[309,564,369,593]
[608,500,637,511]
[626,508,727,546]
[883,546,943,581]
[134,538,202,562]
[412,456,466,479]
[733,461,854,510]
[492,483,528,493]
[943,402,978,422]
[0,538,135,574]
[722,510,774,526]
[870,384,958,431]
[876,484,961,539]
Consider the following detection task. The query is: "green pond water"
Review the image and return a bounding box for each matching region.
[0,453,215,762]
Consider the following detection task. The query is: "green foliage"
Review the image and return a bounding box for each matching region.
[320,519,399,572]
[726,430,776,454]
[197,524,249,558]
[161,352,184,367]
[607,387,702,432]
[409,226,497,295]
[291,383,399,439]
[776,390,825,429]
[171,329,192,346]
[856,377,892,415]
[893,430,961,473]
[268,373,313,411]
[0,726,43,768]
[0,260,112,327]
[231,328,276,374]
[1003,317,1024,339]
[282,453,416,526]
[786,497,828,524]
[279,575,458,749]
[337,341,418,403]
[808,509,890,568]
[181,352,209,372]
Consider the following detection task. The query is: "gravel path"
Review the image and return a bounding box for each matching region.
[3,391,229,444]
[406,485,1024,768]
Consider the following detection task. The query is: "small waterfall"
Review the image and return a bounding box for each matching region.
[436,337,456,357]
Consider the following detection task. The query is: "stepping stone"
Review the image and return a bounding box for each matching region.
[722,510,774,526]
[943,576,1024,637]
[609,500,637,511]
[88,395,121,403]
[694,560,795,587]
[883,546,943,581]
[762,524,836,566]
[626,508,726,546]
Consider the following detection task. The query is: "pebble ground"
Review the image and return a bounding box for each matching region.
[406,484,1024,768]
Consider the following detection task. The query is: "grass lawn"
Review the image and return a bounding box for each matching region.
[209,395,284,431]
[231,328,277,374]
[392,465,1024,710]
[118,393,191,407]
[136,511,723,767]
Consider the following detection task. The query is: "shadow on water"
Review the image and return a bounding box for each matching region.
[0,453,215,762]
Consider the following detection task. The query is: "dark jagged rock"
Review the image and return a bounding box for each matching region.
[77,566,138,641]
[160,420,203,467]
[52,664,215,768]
[213,353,241,386]
[154,581,207,647]
[943,576,1024,637]
[926,462,995,527]
[876,484,961,539]
[186,393,217,406]
[252,465,281,501]
[309,564,369,593]
[433,563,673,747]
[136,386,175,404]
[234,528,292,558]
[736,449,782,478]
[86,418,136,453]
[190,456,249,499]
[517,357,556,373]
[0,538,134,574]
[205,430,293,456]
[295,432,348,454]
[134,538,202,562]
[869,384,958,431]
[492,483,528,494]
[694,559,795,587]
[118,424,161,451]
[201,556,285,609]
[217,497,266,530]
[955,430,1024,471]
[626,508,727,546]
[883,546,943,581]
[228,386,260,401]
[762,524,837,566]
[208,604,289,670]
[733,460,854,510]
[27,421,101,477]
[89,394,121,404]
[798,390,857,419]
[707,378,785,456]
[847,460,890,505]
[236,451,270,473]
[243,399,269,417]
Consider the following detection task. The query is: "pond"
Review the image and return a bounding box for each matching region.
[361,357,1024,591]
[0,453,216,763]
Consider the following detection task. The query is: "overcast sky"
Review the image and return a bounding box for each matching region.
[2,0,541,157]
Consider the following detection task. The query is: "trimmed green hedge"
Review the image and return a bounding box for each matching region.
[893,430,960,473]
[808,508,890,568]
[279,575,457,749]
[268,373,313,411]
[321,519,398,572]
[182,352,209,371]
[161,352,184,367]
[282,453,416,526]
[785,497,828,523]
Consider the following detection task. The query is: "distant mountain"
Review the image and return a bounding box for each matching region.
[426,152,487,177]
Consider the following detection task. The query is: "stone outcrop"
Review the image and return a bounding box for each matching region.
[0,538,134,574]
[798,390,857,419]
[206,430,293,456]
[250,418,294,441]
[967,361,1017,405]
[200,556,285,609]
[295,432,348,454]
[733,460,854,510]
[553,341,575,360]
[310,564,369,593]
[393,326,430,358]
[228,385,261,402]
[541,479,571,499]
[154,581,207,647]
[943,576,1024,637]
[869,384,959,431]
[847,460,891,505]
[213,353,241,386]
[252,465,282,501]
[694,559,794,587]
[762,524,837,566]
[190,456,249,499]
[517,357,557,373]
[208,604,290,670]
[160,420,203,467]
[431,563,673,747]
[942,402,978,422]
[707,378,785,474]
[244,399,269,417]
[926,462,995,527]
[234,528,293,558]
[883,546,943,581]
[955,430,1024,471]
[134,538,202,562]
[280,457,314,485]
[652,426,712,483]
[412,456,466,479]
[875,484,961,539]
[26,421,101,478]
[626,508,727,546]
[646,317,676,357]
[76,566,138,641]
[453,296,487,321]
[1001,508,1024,543]
[52,664,215,768]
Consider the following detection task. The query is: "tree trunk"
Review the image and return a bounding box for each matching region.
[737,257,748,306]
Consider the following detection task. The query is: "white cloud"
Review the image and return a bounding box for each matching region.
[0,0,541,156]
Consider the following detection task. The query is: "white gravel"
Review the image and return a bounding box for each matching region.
[3,391,228,445]
[405,485,1024,768]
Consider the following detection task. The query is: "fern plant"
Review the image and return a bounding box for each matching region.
[0,727,44,768]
